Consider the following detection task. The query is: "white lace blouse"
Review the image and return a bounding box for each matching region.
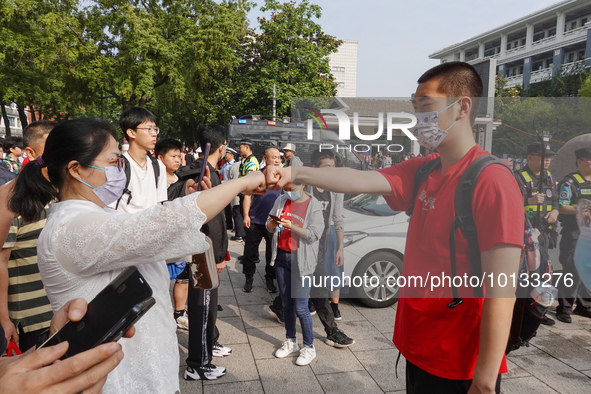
[37,193,209,394]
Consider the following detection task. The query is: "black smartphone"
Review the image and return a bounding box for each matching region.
[39,266,155,359]
[196,142,211,192]
[269,214,281,222]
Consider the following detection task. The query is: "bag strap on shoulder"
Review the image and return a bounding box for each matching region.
[405,157,442,216]
[450,155,509,302]
[115,153,160,209]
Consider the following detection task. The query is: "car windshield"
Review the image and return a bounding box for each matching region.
[344,194,398,217]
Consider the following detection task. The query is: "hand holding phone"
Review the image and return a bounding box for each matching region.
[39,266,154,359]
[269,214,281,223]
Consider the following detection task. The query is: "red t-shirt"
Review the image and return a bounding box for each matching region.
[377,145,524,380]
[277,198,310,252]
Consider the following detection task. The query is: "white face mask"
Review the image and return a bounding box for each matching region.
[411,99,461,150]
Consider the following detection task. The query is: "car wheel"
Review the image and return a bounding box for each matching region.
[352,251,402,308]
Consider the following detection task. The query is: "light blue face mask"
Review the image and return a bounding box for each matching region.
[75,165,127,205]
[285,189,302,201]
[411,98,461,150]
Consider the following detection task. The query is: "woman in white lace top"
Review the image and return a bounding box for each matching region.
[9,119,266,393]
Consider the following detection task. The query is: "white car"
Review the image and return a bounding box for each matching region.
[340,194,408,308]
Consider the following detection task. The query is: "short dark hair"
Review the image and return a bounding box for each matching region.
[310,149,335,167]
[198,124,226,152]
[11,119,117,222]
[3,136,23,151]
[155,138,183,158]
[23,120,56,149]
[119,107,156,141]
[417,62,483,125]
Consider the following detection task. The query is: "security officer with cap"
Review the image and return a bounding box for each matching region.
[556,147,591,323]
[514,141,559,325]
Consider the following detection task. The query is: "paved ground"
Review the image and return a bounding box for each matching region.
[176,239,591,393]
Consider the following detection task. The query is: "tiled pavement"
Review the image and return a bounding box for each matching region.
[176,239,591,393]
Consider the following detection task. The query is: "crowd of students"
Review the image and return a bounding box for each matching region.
[1,60,590,394]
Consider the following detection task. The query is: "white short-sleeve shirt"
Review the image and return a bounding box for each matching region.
[114,152,168,213]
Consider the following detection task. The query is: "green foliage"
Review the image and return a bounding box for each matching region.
[231,0,342,117]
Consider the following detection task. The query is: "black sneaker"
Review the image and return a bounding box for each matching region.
[325,329,355,348]
[243,276,253,293]
[556,308,572,323]
[231,236,244,242]
[540,315,555,326]
[308,300,316,316]
[266,278,277,293]
[217,304,223,312]
[183,364,226,380]
[573,308,591,319]
[265,304,284,323]
[330,302,342,321]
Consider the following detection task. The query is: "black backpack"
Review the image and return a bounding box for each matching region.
[407,154,542,354]
[115,153,161,209]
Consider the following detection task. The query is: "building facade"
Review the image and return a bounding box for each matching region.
[0,103,23,137]
[329,39,358,97]
[429,0,591,89]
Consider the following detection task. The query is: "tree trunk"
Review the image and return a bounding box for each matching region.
[16,102,28,129]
[138,94,148,107]
[29,105,37,122]
[1,104,11,137]
[122,99,131,112]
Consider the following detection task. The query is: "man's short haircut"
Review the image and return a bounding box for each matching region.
[23,120,56,149]
[198,124,226,152]
[310,149,335,167]
[119,107,156,141]
[3,135,23,151]
[417,62,483,125]
[264,146,280,158]
[155,138,183,158]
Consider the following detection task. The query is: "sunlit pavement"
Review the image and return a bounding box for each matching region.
[175,239,591,393]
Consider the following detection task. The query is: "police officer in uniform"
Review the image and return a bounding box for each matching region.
[514,142,559,325]
[555,147,591,323]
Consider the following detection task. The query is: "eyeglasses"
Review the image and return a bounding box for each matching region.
[136,127,160,135]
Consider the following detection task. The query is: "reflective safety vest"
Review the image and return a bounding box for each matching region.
[517,168,556,229]
[558,172,591,230]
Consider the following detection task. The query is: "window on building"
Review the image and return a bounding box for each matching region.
[533,32,545,42]
[521,38,526,46]
[571,21,577,30]
[548,28,556,37]
[507,42,511,50]
[8,117,16,127]
[332,66,345,72]
[579,50,585,61]
[519,66,524,75]
[568,53,575,63]
[583,18,588,26]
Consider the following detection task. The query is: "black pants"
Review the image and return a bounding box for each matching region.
[224,204,234,230]
[242,223,274,279]
[406,360,501,394]
[231,205,246,238]
[558,231,591,312]
[186,282,219,368]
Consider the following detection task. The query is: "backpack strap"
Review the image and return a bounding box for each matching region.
[115,156,132,210]
[147,153,160,187]
[114,153,161,209]
[405,158,442,216]
[449,155,509,305]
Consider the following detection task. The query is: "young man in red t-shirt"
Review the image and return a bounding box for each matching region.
[264,62,524,393]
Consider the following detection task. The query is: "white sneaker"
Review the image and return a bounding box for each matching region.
[212,342,232,357]
[176,314,189,330]
[274,338,299,358]
[183,364,226,380]
[296,344,316,366]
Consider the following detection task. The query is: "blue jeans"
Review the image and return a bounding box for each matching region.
[275,248,314,346]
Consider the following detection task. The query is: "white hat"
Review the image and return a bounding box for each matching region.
[283,143,296,152]
[226,147,237,154]
[196,147,203,153]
